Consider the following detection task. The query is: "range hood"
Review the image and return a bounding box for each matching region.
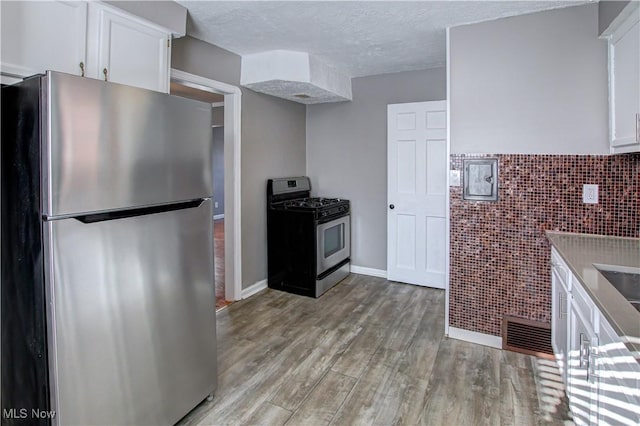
[240,50,352,104]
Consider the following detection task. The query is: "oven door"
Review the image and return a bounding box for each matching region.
[316,215,350,276]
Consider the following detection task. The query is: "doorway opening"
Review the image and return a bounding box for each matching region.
[169,78,238,311]
[170,69,243,307]
[170,82,227,309]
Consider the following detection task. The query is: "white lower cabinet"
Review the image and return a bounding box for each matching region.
[551,249,571,383]
[551,249,640,425]
[567,298,598,426]
[596,318,640,426]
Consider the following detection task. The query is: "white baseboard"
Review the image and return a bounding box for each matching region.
[213,214,225,220]
[447,326,502,349]
[241,279,267,299]
[350,265,387,279]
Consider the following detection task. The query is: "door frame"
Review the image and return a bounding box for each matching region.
[170,68,243,302]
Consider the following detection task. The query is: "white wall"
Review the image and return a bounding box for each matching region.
[307,69,446,271]
[450,3,609,155]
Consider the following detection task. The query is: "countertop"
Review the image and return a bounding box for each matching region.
[546,231,640,359]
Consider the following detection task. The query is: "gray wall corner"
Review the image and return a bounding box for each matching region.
[598,0,632,35]
[241,89,307,289]
[171,36,242,86]
[306,67,446,271]
[170,37,307,291]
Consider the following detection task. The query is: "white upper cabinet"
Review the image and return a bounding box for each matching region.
[86,3,171,93]
[605,6,640,153]
[1,1,172,93]
[0,1,87,79]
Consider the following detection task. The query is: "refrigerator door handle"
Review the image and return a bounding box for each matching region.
[73,199,205,224]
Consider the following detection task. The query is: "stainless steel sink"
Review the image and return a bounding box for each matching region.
[594,264,640,312]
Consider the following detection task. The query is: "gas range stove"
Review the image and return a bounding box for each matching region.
[267,177,351,298]
[267,178,350,221]
[273,197,350,220]
[283,197,344,209]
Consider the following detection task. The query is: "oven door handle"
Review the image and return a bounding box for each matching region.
[316,212,350,225]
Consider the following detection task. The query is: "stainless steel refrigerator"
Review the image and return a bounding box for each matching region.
[2,71,217,425]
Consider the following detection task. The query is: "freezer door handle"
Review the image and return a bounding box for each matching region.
[74,199,204,224]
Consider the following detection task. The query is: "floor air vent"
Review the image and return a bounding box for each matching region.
[502,316,554,359]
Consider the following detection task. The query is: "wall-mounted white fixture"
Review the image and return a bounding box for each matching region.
[582,184,599,204]
[449,170,461,187]
[463,158,498,201]
[240,50,352,104]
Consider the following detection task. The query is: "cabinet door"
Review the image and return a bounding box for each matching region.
[596,318,640,426]
[90,3,170,93]
[551,264,570,384]
[568,304,598,426]
[609,13,640,152]
[0,1,87,79]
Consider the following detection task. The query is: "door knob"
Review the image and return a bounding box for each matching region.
[389,204,395,209]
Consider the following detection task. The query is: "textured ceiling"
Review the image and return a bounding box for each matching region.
[178,1,588,78]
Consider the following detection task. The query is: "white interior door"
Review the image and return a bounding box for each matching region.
[387,101,447,288]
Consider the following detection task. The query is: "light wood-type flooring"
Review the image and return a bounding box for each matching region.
[214,219,229,310]
[180,274,572,425]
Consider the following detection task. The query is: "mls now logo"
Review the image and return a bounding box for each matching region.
[3,408,56,419]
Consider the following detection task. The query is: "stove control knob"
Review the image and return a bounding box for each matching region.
[321,211,328,217]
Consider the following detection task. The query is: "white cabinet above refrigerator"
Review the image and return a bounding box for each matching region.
[85,2,172,93]
[1,1,173,93]
[0,1,88,80]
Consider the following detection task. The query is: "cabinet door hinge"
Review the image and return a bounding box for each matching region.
[167,39,170,48]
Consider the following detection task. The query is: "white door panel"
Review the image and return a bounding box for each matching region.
[388,101,447,288]
[396,140,417,194]
[397,113,417,130]
[426,110,447,129]
[396,214,417,269]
